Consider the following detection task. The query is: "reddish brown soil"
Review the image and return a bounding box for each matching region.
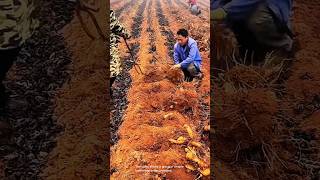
[41,1,108,179]
[111,0,210,179]
[300,111,320,138]
[215,88,278,150]
[213,0,320,179]
[286,0,320,103]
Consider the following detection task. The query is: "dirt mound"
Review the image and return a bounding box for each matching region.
[212,0,320,179]
[171,87,199,115]
[224,65,282,88]
[139,63,184,84]
[214,88,278,161]
[129,79,176,95]
[166,68,185,84]
[141,65,167,83]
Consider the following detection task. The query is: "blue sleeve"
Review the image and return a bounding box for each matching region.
[222,0,262,20]
[180,43,198,69]
[211,0,224,10]
[173,44,181,64]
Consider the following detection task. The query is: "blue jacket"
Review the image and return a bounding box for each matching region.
[173,37,202,70]
[211,0,292,27]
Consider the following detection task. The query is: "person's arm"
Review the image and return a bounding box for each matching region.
[223,0,262,20]
[211,0,262,21]
[110,10,131,39]
[173,44,181,65]
[211,0,228,10]
[180,42,198,68]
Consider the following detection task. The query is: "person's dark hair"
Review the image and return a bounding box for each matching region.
[177,29,188,37]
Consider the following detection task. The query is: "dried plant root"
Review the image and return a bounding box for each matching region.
[186,146,197,155]
[197,159,208,168]
[199,168,210,176]
[169,136,186,144]
[164,113,174,119]
[190,141,203,148]
[184,124,194,139]
[185,147,207,167]
[185,164,197,171]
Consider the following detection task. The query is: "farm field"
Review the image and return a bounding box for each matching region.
[110,0,210,179]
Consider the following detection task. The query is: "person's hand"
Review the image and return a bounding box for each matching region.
[211,8,227,21]
[124,33,131,39]
[171,64,181,69]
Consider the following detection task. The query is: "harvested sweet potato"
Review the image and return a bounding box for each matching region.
[184,124,194,139]
[190,141,203,148]
[169,136,186,144]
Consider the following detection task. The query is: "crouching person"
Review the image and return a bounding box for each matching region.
[188,0,201,15]
[171,29,202,82]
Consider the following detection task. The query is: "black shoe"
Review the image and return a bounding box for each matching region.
[184,75,192,82]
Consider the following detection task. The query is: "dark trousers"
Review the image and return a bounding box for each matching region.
[182,63,201,82]
[0,48,20,106]
[230,3,292,64]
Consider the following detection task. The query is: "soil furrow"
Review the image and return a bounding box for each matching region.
[198,0,209,7]
[174,0,189,9]
[146,0,157,56]
[197,1,209,10]
[156,0,175,59]
[41,1,108,178]
[115,0,136,18]
[111,0,145,145]
[132,0,148,38]
[111,42,140,145]
[1,0,74,178]
[166,0,173,7]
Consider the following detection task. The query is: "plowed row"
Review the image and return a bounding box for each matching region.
[111,0,210,179]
